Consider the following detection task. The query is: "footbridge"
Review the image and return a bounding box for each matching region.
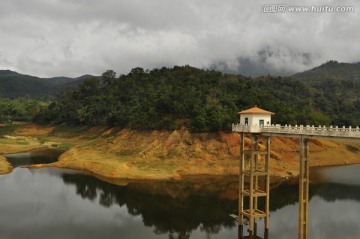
[232,123,360,239]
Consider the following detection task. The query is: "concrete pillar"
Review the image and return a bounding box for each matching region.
[238,133,271,238]
[299,137,309,239]
[265,136,270,230]
[238,132,245,237]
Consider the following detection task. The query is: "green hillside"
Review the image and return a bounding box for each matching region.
[3,61,360,130]
[0,70,92,98]
[34,63,360,131]
[0,70,98,122]
[292,61,360,125]
[293,60,360,83]
[0,71,51,98]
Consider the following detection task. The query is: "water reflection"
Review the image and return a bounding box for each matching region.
[238,224,269,239]
[238,176,360,239]
[61,171,360,239]
[61,173,237,238]
[3,148,64,168]
[1,151,360,239]
[311,164,360,186]
[268,182,360,210]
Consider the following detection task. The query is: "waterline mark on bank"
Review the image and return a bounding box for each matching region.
[262,4,355,13]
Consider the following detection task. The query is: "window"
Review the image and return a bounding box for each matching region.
[259,119,264,126]
[245,117,248,125]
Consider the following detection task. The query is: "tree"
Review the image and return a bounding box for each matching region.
[102,70,116,86]
[79,77,100,95]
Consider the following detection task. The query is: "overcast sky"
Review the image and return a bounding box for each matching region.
[1,0,360,77]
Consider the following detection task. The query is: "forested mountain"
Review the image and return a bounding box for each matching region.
[0,70,94,98]
[293,60,360,83]
[291,61,360,126]
[3,61,360,131]
[33,62,360,131]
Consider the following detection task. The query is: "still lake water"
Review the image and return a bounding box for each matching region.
[1,150,360,239]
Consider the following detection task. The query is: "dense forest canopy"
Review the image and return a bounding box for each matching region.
[0,98,47,123]
[29,63,360,132]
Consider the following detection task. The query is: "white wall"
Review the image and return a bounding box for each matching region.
[240,114,271,126]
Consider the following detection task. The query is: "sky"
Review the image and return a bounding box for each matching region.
[0,0,360,78]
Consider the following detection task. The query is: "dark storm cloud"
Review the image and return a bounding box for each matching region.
[0,0,359,77]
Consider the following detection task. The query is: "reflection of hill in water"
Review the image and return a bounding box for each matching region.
[62,174,237,238]
[61,172,360,238]
[311,182,360,202]
[269,182,360,211]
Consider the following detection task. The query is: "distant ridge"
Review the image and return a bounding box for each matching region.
[0,70,22,77]
[2,60,360,100]
[292,60,360,83]
[0,70,98,98]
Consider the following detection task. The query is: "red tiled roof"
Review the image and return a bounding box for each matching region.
[238,105,275,115]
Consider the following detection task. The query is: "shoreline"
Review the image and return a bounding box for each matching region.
[3,144,360,185]
[15,155,360,190]
[0,156,13,175]
[2,124,360,182]
[25,160,290,188]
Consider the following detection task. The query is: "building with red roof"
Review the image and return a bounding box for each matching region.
[238,105,274,126]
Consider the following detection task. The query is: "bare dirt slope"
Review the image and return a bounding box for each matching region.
[2,124,360,180]
[48,127,360,181]
[0,156,13,174]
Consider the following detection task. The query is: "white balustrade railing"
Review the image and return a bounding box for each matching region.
[232,123,360,138]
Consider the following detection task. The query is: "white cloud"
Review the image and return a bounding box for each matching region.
[0,0,360,77]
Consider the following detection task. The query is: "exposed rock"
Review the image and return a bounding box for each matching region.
[0,156,13,175]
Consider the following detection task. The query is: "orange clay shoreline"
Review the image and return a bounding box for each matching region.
[1,124,360,183]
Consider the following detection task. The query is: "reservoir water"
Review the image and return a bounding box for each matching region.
[1,150,360,239]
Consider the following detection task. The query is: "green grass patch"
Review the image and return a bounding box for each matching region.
[135,160,176,171]
[17,141,29,145]
[37,137,48,144]
[50,125,87,138]
[56,143,75,150]
[50,125,111,140]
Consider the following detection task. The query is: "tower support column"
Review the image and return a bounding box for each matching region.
[238,133,270,239]
[299,137,309,239]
